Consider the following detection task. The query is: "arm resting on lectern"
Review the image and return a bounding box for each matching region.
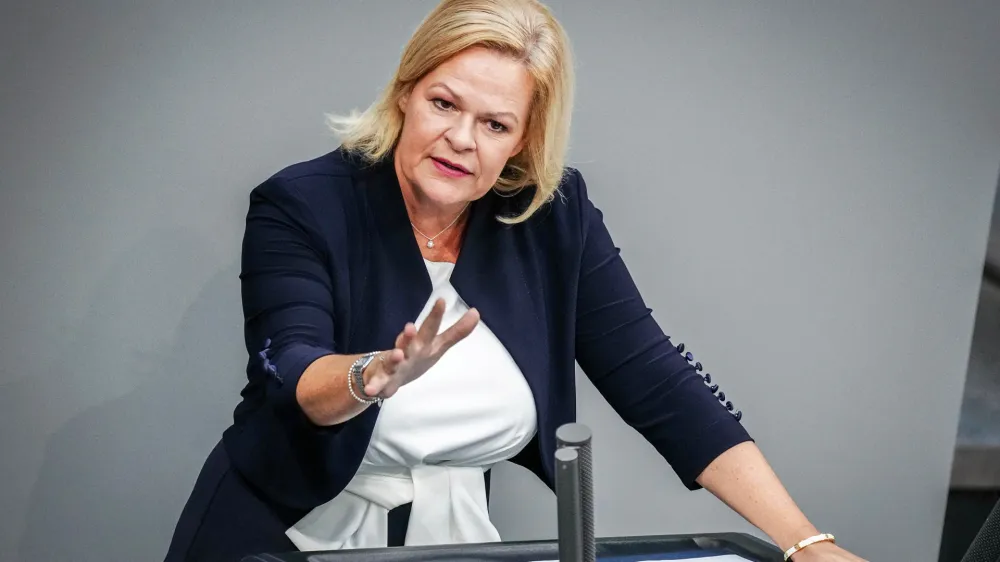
[695,441,821,554]
[570,169,753,489]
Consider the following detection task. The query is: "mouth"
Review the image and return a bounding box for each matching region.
[431,157,471,175]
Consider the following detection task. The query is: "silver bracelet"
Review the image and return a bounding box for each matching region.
[347,352,382,406]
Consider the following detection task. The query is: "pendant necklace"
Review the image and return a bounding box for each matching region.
[410,203,470,249]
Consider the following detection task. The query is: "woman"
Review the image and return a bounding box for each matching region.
[167,0,866,560]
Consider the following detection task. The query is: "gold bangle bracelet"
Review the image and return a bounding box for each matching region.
[783,533,835,560]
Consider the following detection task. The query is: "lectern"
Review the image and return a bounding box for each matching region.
[241,423,785,561]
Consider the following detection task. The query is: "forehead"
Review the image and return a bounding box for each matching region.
[422,47,534,115]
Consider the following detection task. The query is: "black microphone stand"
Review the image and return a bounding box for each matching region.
[555,423,596,562]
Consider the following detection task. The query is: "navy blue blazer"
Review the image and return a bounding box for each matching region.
[221,147,752,513]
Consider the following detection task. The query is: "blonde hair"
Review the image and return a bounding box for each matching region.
[328,0,575,223]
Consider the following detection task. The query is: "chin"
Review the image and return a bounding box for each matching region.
[419,177,476,206]
[415,166,480,205]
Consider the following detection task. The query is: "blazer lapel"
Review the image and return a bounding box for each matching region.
[355,156,433,349]
[451,191,549,405]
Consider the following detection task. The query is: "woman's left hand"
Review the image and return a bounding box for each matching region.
[790,541,868,561]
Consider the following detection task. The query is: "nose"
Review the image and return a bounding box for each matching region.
[445,115,476,152]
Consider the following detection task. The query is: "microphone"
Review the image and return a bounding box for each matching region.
[556,423,596,562]
[555,447,583,562]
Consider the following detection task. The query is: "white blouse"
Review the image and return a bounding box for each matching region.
[286,259,538,551]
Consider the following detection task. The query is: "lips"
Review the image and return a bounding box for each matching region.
[432,157,470,174]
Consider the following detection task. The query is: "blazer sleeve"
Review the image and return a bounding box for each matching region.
[242,178,337,429]
[571,169,754,490]
[229,175,374,511]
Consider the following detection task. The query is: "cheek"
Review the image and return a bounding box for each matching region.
[398,118,434,171]
[485,138,522,168]
[475,142,516,185]
[405,110,447,146]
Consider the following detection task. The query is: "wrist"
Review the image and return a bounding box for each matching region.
[361,352,386,395]
[346,352,382,405]
[774,523,820,553]
[783,532,837,561]
[787,540,838,561]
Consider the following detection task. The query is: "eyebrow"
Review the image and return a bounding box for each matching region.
[429,82,520,126]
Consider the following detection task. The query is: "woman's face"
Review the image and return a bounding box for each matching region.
[395,46,534,210]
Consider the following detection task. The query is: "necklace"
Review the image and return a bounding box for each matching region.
[410,203,470,249]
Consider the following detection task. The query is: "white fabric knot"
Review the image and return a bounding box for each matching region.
[285,465,499,551]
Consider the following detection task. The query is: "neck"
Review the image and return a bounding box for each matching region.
[402,190,469,234]
[395,158,469,234]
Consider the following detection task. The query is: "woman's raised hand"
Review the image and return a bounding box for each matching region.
[363,298,479,399]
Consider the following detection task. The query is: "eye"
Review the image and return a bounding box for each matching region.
[487,120,508,133]
[432,98,455,111]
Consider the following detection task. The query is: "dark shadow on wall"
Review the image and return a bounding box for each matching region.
[939,168,1000,562]
[15,229,245,562]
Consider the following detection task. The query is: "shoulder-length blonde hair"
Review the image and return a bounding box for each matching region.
[328,0,575,224]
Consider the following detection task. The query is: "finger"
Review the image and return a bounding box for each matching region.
[366,377,390,398]
[396,322,417,352]
[416,298,446,343]
[387,348,405,368]
[377,348,404,376]
[436,307,480,353]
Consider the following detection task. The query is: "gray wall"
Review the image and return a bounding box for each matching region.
[2,1,998,561]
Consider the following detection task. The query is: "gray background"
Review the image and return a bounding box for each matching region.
[2,1,999,561]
